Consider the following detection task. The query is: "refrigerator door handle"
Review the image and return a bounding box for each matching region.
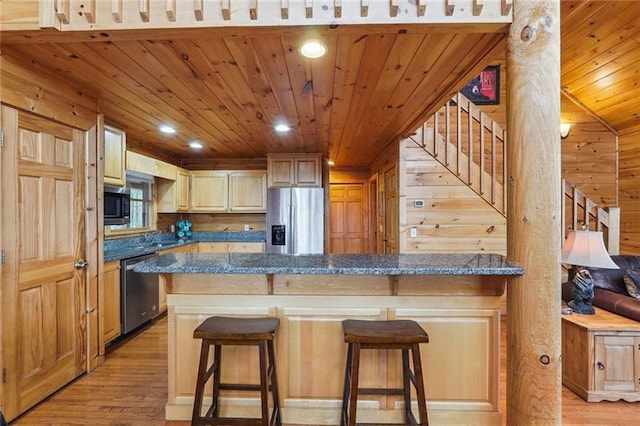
[290,203,296,254]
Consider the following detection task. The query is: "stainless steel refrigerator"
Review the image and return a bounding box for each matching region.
[266,187,324,254]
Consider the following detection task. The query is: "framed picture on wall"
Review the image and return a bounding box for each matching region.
[461,65,500,105]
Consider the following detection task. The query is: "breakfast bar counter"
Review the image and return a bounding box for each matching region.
[136,253,523,425]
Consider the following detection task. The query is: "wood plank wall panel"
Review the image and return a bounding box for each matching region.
[560,93,617,207]
[369,141,400,253]
[618,133,640,254]
[157,213,266,233]
[398,139,506,254]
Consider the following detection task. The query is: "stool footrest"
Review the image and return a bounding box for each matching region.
[219,383,261,392]
[197,416,265,425]
[358,388,404,396]
[356,423,421,426]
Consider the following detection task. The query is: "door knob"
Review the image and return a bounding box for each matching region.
[74,260,89,269]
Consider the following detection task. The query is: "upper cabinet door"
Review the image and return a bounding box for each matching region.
[268,154,322,187]
[190,171,228,212]
[268,156,295,187]
[229,171,267,212]
[103,124,126,187]
[294,156,322,187]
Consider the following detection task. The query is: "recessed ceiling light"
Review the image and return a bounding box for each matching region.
[275,124,291,132]
[159,125,176,134]
[300,40,327,59]
[189,141,203,149]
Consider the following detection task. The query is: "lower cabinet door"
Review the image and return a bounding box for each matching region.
[103,261,121,344]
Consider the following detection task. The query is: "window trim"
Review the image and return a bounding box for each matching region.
[104,172,157,237]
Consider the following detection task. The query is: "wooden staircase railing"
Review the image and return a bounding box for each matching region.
[407,92,507,216]
[407,92,620,253]
[563,179,620,254]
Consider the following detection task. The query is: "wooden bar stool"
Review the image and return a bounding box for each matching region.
[191,316,282,426]
[341,319,429,426]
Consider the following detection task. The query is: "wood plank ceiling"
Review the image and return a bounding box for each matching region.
[2,24,506,168]
[2,0,639,168]
[560,1,640,136]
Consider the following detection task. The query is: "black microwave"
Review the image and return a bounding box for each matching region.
[104,185,131,225]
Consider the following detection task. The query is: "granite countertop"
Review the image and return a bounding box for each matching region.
[104,240,191,262]
[104,231,266,262]
[133,252,524,276]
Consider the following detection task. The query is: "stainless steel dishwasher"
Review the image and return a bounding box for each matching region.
[121,252,159,334]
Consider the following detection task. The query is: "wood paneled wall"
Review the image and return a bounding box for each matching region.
[618,132,640,254]
[157,213,266,233]
[369,141,400,253]
[560,94,618,206]
[398,139,506,255]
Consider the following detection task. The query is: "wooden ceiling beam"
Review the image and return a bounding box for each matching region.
[55,0,70,24]
[138,0,150,23]
[166,0,176,22]
[112,0,122,23]
[24,0,511,33]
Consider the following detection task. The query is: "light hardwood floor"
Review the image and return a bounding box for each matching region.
[10,315,638,425]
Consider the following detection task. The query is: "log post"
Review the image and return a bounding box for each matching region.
[506,1,561,424]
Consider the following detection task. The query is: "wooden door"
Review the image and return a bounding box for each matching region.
[383,167,399,253]
[1,107,87,420]
[329,184,367,253]
[369,176,379,254]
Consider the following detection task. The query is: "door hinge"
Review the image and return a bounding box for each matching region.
[2,368,6,384]
[0,130,4,148]
[1,250,5,266]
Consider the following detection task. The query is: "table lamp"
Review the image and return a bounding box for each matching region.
[561,229,619,314]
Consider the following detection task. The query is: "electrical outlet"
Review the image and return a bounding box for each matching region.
[244,224,250,231]
[410,227,418,238]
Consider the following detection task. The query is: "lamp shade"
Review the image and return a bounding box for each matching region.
[560,123,572,138]
[561,230,619,269]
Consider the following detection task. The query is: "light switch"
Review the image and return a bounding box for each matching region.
[410,227,418,238]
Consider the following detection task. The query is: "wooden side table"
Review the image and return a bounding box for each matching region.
[562,308,640,402]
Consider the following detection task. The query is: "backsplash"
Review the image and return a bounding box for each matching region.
[104,230,266,252]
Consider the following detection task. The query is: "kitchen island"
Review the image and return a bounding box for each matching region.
[135,253,523,425]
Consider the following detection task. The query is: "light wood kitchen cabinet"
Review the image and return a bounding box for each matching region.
[190,171,228,212]
[157,168,190,213]
[103,260,121,344]
[126,150,178,180]
[164,273,504,424]
[190,170,267,213]
[562,308,640,402]
[267,154,322,187]
[126,150,156,176]
[198,242,265,253]
[158,244,194,313]
[229,171,267,212]
[104,124,126,187]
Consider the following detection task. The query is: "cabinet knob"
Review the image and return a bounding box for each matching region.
[74,260,89,269]
[596,361,605,370]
